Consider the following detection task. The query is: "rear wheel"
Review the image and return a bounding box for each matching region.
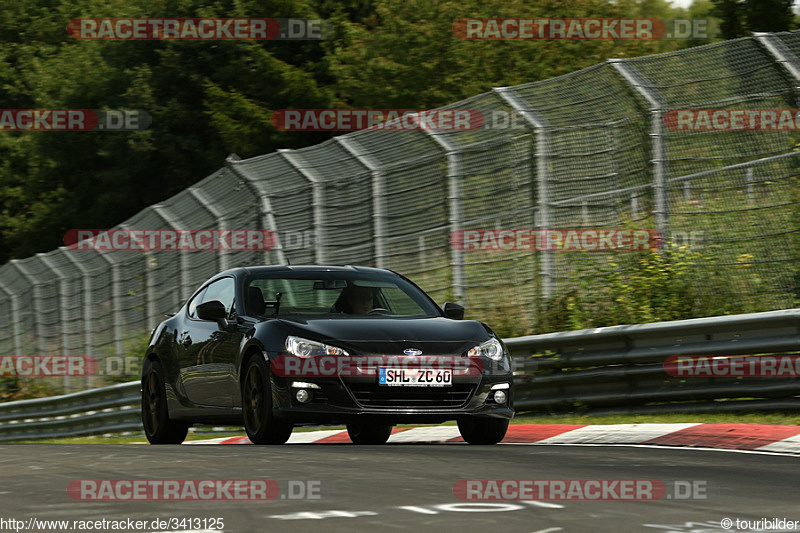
[347,423,393,444]
[457,417,509,445]
[242,355,293,444]
[141,358,189,444]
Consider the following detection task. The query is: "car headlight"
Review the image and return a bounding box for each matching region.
[285,336,349,357]
[467,337,505,361]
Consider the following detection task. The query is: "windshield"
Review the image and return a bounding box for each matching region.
[244,271,441,318]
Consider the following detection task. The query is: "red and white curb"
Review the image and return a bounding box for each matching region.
[187,423,800,454]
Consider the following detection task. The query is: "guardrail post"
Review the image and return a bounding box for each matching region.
[226,155,287,266]
[335,136,388,269]
[493,87,554,299]
[609,59,668,243]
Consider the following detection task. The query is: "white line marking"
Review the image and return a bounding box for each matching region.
[756,432,800,453]
[517,442,800,457]
[388,426,461,443]
[522,500,565,509]
[534,423,701,445]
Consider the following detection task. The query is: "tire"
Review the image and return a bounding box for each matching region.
[141,358,190,444]
[242,354,293,445]
[347,423,393,444]
[457,417,509,445]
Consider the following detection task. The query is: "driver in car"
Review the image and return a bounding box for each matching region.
[333,285,377,314]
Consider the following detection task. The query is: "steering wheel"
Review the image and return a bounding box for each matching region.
[366,308,390,315]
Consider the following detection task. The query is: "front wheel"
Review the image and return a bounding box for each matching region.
[141,358,189,444]
[347,423,393,444]
[457,417,509,445]
[242,355,293,445]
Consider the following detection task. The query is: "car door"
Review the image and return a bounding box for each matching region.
[178,277,241,407]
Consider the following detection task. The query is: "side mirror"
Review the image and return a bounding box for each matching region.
[196,300,227,323]
[443,302,465,320]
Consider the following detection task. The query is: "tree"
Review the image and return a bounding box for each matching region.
[711,0,795,39]
[0,0,337,262]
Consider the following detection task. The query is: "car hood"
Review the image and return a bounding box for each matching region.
[276,316,495,356]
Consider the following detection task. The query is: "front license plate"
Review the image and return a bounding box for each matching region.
[378,368,452,387]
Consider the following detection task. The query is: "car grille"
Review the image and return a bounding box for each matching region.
[346,382,476,409]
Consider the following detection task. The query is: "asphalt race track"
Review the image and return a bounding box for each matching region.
[2,442,799,533]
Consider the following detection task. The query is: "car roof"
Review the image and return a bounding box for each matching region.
[219,265,396,277]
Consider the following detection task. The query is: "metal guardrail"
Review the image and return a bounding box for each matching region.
[0,382,141,442]
[6,33,800,398]
[1,309,799,442]
[509,308,800,415]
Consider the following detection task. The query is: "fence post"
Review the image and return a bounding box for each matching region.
[414,122,465,305]
[335,136,388,269]
[36,254,73,391]
[746,167,755,206]
[226,155,287,266]
[188,187,230,272]
[62,251,96,389]
[95,250,125,359]
[9,261,47,356]
[278,149,327,265]
[754,33,800,106]
[0,283,23,357]
[609,59,668,243]
[493,86,554,299]
[151,206,191,303]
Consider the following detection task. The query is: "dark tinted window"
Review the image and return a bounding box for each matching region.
[246,271,440,317]
[189,277,236,319]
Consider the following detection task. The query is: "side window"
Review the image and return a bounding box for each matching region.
[201,277,236,318]
[187,287,207,319]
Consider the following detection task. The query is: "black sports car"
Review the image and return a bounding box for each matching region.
[141,265,514,445]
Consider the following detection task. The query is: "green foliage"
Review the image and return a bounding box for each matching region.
[325,0,707,110]
[0,0,337,263]
[0,374,60,402]
[0,0,724,264]
[534,245,758,332]
[711,0,796,39]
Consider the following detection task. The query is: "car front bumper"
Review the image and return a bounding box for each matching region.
[271,373,514,425]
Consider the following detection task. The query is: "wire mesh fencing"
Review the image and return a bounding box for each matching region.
[3,31,800,392]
